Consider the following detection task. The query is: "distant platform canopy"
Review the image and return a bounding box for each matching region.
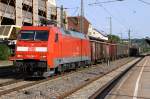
[0,25,21,40]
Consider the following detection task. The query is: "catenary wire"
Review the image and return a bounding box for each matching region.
[90,4,129,30]
[137,0,150,5]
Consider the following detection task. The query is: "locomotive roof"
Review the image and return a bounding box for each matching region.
[60,28,87,39]
[21,26,52,30]
[21,26,88,39]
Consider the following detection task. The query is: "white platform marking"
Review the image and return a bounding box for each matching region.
[111,58,145,99]
[133,58,147,99]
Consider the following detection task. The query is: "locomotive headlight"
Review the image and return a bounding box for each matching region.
[43,56,46,58]
[35,47,47,52]
[17,47,28,51]
[41,55,47,58]
[17,55,22,57]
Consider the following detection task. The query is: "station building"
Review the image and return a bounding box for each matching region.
[88,27,108,41]
[0,0,57,26]
[67,16,108,41]
[0,0,57,40]
[67,16,90,35]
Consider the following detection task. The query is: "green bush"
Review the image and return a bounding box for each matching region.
[0,44,11,60]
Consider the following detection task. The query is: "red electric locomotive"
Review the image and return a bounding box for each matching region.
[13,25,91,77]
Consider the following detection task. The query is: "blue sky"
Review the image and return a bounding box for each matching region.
[56,0,150,39]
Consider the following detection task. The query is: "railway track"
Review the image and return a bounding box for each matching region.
[64,57,143,99]
[89,57,143,99]
[0,66,15,77]
[0,57,135,98]
[0,81,34,96]
[0,71,82,97]
[0,79,23,88]
[58,58,139,99]
[0,69,80,96]
[0,73,27,88]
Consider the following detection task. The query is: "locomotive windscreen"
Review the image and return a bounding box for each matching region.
[19,31,49,41]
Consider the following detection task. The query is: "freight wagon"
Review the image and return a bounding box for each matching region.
[90,40,115,63]
[90,40,129,64]
[129,47,140,56]
[117,44,129,58]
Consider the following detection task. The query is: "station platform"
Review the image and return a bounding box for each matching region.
[0,61,13,67]
[105,56,150,99]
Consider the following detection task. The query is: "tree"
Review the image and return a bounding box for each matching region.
[0,44,11,60]
[108,34,120,43]
[145,37,150,45]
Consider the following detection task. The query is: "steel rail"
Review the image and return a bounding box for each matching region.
[57,57,137,99]
[0,58,134,97]
[89,57,143,99]
[0,65,94,96]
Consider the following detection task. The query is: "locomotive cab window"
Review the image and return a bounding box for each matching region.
[19,30,49,41]
[20,31,35,40]
[35,31,49,41]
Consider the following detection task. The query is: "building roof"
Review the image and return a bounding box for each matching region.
[93,28,108,37]
[48,0,56,6]
[67,16,91,34]
[68,16,91,24]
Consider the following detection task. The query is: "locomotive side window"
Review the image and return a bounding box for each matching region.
[55,33,59,42]
[20,31,49,41]
[65,30,71,35]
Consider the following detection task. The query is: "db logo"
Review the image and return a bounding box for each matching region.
[28,47,35,51]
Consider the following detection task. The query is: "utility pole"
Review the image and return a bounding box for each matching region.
[128,29,131,47]
[60,5,64,28]
[120,32,123,43]
[109,17,112,41]
[0,17,1,25]
[80,0,84,33]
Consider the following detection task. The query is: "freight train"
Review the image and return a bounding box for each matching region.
[11,25,130,77]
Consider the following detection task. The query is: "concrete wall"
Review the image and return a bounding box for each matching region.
[46,1,51,20]
[0,2,15,21]
[57,8,61,27]
[0,0,57,26]
[67,16,90,34]
[33,0,39,25]
[15,0,23,26]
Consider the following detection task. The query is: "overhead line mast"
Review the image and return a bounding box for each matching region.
[80,0,84,33]
[109,17,112,41]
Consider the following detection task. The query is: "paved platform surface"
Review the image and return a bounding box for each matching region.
[105,56,150,99]
[0,61,13,67]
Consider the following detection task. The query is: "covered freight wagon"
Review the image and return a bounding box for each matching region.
[117,44,129,58]
[90,40,117,64]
